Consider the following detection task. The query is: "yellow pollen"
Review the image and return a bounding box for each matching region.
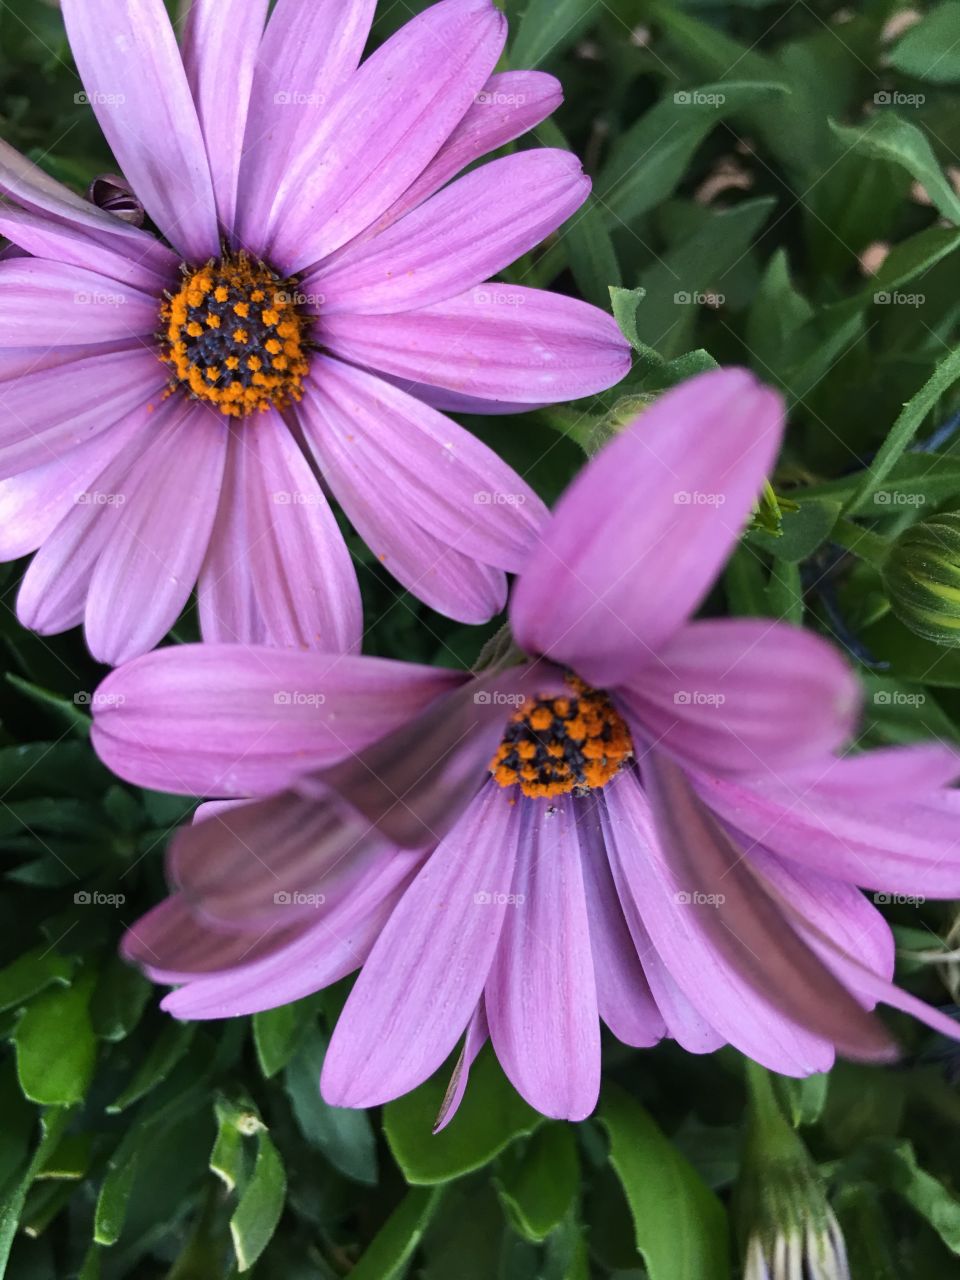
[158,251,312,419]
[489,676,634,799]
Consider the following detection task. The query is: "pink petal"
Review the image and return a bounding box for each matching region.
[159,847,423,1018]
[0,205,175,292]
[773,744,960,799]
[92,644,464,797]
[0,138,178,283]
[362,70,563,239]
[236,0,376,243]
[486,796,602,1119]
[697,770,960,898]
[298,374,512,623]
[576,794,665,1048]
[182,0,270,231]
[510,369,785,688]
[85,402,228,665]
[434,1003,489,1133]
[61,0,219,260]
[0,260,158,346]
[16,410,156,634]
[0,410,145,560]
[306,149,588,315]
[197,430,268,646]
[262,0,507,274]
[321,285,631,406]
[199,416,361,651]
[321,783,520,1109]
[619,619,861,775]
[0,347,166,481]
[605,761,896,1073]
[303,358,546,568]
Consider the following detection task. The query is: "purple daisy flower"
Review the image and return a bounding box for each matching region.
[0,0,630,664]
[92,369,960,1122]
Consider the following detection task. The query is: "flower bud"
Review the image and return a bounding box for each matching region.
[883,512,960,645]
[738,1065,851,1280]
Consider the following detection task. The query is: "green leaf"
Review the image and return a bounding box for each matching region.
[599,1086,729,1280]
[847,346,960,512]
[229,1132,286,1273]
[888,3,960,83]
[94,1149,140,1247]
[4,675,91,737]
[351,1188,443,1280]
[862,613,960,688]
[597,81,787,225]
[840,1139,960,1254]
[510,0,595,69]
[748,499,841,562]
[0,950,72,1014]
[384,1047,543,1185]
[0,1107,72,1279]
[777,1073,830,1127]
[252,999,315,1079]
[609,287,646,351]
[284,1027,377,1185]
[90,959,151,1042]
[497,1125,579,1243]
[13,975,96,1106]
[210,1096,261,1194]
[107,1020,196,1112]
[830,115,960,225]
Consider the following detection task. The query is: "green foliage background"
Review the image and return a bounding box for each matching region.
[2,0,960,1276]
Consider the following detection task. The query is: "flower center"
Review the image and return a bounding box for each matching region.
[160,252,310,418]
[490,675,634,799]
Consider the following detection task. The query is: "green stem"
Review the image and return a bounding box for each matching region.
[831,517,892,569]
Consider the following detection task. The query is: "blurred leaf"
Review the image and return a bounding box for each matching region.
[94,1149,139,1248]
[384,1048,542,1185]
[13,975,95,1106]
[599,1086,729,1280]
[252,999,316,1079]
[229,1132,286,1273]
[510,0,595,69]
[107,1021,196,1113]
[0,1108,72,1279]
[90,960,151,1043]
[497,1125,579,1243]
[848,346,960,511]
[284,1027,377,1185]
[888,3,960,84]
[0,951,72,1014]
[351,1187,443,1280]
[748,499,841,562]
[830,115,960,225]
